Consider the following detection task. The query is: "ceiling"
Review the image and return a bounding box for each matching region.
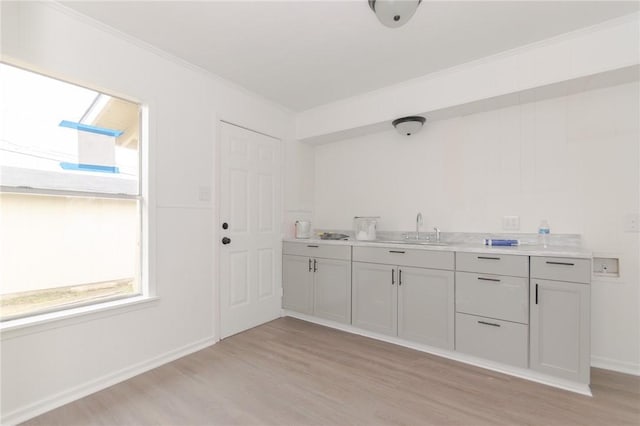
[62,1,639,112]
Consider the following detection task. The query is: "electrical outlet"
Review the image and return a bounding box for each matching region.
[625,213,640,232]
[502,216,520,231]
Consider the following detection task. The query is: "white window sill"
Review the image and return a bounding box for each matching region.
[0,295,159,340]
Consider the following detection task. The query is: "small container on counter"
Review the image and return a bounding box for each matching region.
[295,220,311,239]
[483,239,520,247]
[353,216,379,241]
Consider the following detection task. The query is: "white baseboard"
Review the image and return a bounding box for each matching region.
[591,355,640,376]
[284,311,592,397]
[2,336,217,426]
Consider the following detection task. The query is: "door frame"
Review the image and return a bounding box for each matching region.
[213,116,285,341]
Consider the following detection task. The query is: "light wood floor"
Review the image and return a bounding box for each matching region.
[24,317,640,425]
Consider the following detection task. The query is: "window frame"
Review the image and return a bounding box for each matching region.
[0,63,150,326]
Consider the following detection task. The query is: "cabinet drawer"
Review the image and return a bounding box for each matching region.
[531,257,590,284]
[456,252,528,277]
[283,242,351,261]
[455,272,528,324]
[455,313,528,368]
[353,246,454,270]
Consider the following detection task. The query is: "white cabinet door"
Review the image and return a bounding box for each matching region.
[530,279,590,383]
[314,258,352,324]
[398,267,454,349]
[352,262,397,336]
[282,255,313,314]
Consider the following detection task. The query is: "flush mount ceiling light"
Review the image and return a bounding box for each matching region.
[392,116,426,136]
[368,0,422,28]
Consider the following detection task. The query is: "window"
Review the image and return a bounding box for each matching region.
[0,63,144,321]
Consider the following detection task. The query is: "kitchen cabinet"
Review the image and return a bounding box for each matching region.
[398,266,454,348]
[352,246,455,349]
[455,252,529,368]
[456,252,529,277]
[282,254,313,314]
[456,313,529,367]
[313,258,352,323]
[352,262,396,335]
[282,240,593,389]
[456,271,528,324]
[530,257,591,384]
[282,242,351,324]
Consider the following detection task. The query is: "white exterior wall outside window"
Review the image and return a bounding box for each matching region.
[0,63,144,320]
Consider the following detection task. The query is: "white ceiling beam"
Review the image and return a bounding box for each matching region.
[296,13,640,144]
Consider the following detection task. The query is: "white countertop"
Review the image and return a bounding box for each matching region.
[283,237,592,259]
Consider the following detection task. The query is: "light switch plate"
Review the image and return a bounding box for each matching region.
[198,186,212,202]
[502,215,520,231]
[624,213,640,232]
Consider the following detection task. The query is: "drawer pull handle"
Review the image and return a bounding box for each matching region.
[307,245,319,248]
[478,320,501,327]
[389,250,406,254]
[545,261,575,266]
[477,256,500,260]
[477,277,501,282]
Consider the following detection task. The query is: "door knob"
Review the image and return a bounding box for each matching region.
[222,237,231,245]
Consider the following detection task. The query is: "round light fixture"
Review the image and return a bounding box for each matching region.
[392,116,426,136]
[368,0,422,28]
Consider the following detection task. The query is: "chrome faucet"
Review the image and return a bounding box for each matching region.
[433,227,441,243]
[416,212,423,240]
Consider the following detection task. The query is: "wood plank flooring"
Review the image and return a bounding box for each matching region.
[23,317,640,425]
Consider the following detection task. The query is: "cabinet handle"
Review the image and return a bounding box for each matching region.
[545,261,575,266]
[399,269,402,286]
[478,320,501,327]
[389,250,405,254]
[313,259,317,272]
[477,256,500,260]
[477,277,501,282]
[391,269,395,285]
[535,283,539,305]
[307,245,319,248]
[308,258,312,272]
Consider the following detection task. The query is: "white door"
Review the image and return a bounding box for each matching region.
[219,122,282,338]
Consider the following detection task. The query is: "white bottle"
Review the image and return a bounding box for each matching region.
[538,219,550,248]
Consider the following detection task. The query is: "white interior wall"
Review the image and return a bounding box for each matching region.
[283,139,315,237]
[0,2,304,423]
[314,82,640,372]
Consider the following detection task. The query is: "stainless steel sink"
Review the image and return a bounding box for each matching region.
[375,239,449,246]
